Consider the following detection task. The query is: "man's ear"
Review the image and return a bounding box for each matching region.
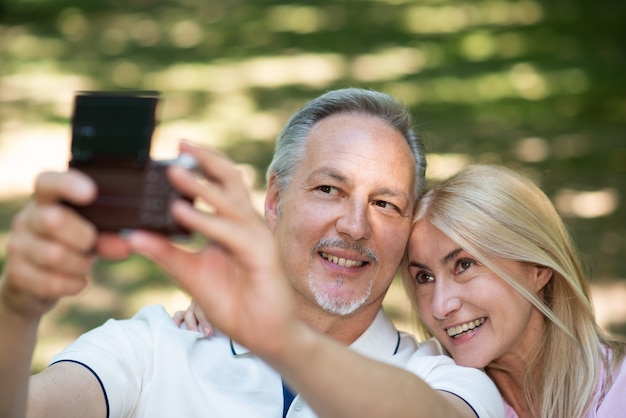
[264,174,280,232]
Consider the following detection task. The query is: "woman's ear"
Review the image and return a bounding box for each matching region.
[264,174,280,232]
[531,265,553,293]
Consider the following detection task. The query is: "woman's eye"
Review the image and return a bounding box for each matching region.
[415,271,434,284]
[456,259,474,273]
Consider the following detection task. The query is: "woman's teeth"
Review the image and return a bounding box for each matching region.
[447,318,486,338]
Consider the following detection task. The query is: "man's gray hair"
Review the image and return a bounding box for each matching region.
[267,88,426,201]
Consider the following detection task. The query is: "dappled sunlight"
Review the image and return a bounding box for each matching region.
[57,8,88,42]
[379,65,590,105]
[147,53,347,91]
[127,288,192,318]
[591,282,626,335]
[131,18,161,47]
[241,54,346,88]
[404,1,543,34]
[460,30,498,62]
[100,27,129,55]
[0,69,91,104]
[266,5,330,33]
[556,188,619,218]
[425,153,472,181]
[1,0,624,369]
[0,124,69,199]
[515,136,549,162]
[169,20,204,49]
[4,31,66,61]
[351,47,426,82]
[508,63,549,100]
[110,60,142,87]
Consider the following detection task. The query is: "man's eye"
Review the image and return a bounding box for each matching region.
[318,185,337,194]
[415,271,434,284]
[374,200,399,212]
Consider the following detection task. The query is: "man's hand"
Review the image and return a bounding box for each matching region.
[129,142,296,359]
[0,169,132,320]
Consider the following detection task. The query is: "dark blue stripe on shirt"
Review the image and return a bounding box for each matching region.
[50,359,110,418]
[282,379,296,418]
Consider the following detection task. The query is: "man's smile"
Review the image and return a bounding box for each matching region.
[320,252,366,267]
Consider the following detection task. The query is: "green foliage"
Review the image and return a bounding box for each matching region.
[1,0,625,342]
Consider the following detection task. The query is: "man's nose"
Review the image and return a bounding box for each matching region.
[431,279,462,320]
[336,199,372,241]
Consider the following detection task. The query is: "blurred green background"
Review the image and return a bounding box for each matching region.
[1,0,625,371]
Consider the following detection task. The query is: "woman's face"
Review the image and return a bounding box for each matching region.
[406,220,550,369]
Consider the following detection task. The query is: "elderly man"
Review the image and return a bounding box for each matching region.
[0,88,503,417]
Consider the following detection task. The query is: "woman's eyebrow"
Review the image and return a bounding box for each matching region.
[408,260,428,270]
[407,247,463,271]
[442,247,464,264]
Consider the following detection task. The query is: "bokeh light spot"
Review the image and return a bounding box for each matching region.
[169,20,204,48]
[460,30,497,62]
[131,19,161,47]
[556,188,619,218]
[111,61,141,87]
[515,137,549,162]
[57,8,88,42]
[509,63,549,100]
[100,28,128,55]
[266,5,325,33]
[426,153,472,181]
[351,47,426,82]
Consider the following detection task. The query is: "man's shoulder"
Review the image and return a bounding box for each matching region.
[414,337,448,356]
[51,304,213,362]
[127,304,171,322]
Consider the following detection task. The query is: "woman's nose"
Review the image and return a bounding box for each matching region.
[431,279,462,320]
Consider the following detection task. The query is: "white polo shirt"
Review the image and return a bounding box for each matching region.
[51,305,503,418]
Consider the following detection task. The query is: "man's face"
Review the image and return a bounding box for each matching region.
[266,112,416,317]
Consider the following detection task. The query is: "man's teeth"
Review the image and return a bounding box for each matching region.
[447,318,486,338]
[320,252,364,267]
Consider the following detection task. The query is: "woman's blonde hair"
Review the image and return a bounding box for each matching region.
[402,164,625,418]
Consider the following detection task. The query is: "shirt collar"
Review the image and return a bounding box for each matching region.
[230,308,399,360]
[349,308,401,362]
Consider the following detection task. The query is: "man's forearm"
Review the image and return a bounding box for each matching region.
[263,325,476,418]
[0,300,39,418]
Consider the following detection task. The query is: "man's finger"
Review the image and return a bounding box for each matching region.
[34,170,96,206]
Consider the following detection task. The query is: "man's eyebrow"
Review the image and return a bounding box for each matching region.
[307,167,348,183]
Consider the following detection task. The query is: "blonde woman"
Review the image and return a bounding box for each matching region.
[403,165,626,417]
